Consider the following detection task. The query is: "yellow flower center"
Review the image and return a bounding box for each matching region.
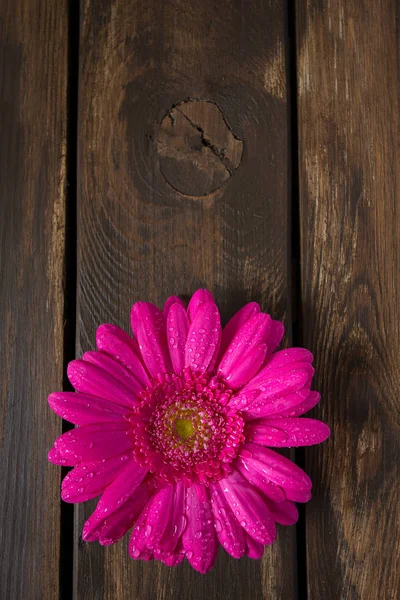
[174,418,195,441]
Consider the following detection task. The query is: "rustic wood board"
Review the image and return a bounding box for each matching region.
[76,0,295,598]
[296,1,400,598]
[0,1,68,598]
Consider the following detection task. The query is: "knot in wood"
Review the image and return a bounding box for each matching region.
[157,100,243,196]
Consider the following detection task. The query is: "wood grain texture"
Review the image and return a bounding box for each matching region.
[296,1,400,598]
[0,1,68,598]
[77,0,294,598]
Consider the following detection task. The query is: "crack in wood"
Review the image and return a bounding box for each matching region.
[175,106,234,176]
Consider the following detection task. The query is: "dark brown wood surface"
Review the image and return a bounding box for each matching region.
[2,1,400,598]
[76,0,294,598]
[296,1,400,598]
[0,1,68,598]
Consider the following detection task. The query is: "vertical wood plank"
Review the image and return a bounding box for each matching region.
[77,1,294,598]
[297,1,400,598]
[0,1,68,598]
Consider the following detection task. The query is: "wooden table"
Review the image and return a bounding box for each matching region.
[1,1,399,598]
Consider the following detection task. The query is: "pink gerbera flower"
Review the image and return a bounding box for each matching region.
[48,290,330,573]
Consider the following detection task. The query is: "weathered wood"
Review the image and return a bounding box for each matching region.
[0,1,68,598]
[77,0,294,598]
[296,1,400,598]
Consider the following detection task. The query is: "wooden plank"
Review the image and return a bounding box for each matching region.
[77,1,294,598]
[0,1,68,598]
[296,1,400,598]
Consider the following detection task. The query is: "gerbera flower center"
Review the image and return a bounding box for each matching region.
[174,417,195,440]
[131,370,245,486]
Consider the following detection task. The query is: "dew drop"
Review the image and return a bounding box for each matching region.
[214,519,222,533]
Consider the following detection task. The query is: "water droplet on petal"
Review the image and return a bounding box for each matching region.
[214,519,222,533]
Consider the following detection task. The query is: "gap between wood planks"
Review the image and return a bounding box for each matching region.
[60,1,80,598]
[288,2,308,599]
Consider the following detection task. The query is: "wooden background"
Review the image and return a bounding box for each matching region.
[1,0,399,598]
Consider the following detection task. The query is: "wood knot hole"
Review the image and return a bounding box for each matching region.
[157,100,243,196]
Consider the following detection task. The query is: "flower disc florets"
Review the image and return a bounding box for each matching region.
[131,369,245,486]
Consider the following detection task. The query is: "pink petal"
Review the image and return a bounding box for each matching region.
[257,348,313,379]
[98,483,149,545]
[131,302,172,377]
[242,378,310,420]
[131,545,153,561]
[167,303,189,374]
[53,423,134,465]
[250,348,314,389]
[82,351,144,397]
[96,324,150,388]
[156,546,185,566]
[228,388,261,410]
[218,470,276,545]
[283,487,312,503]
[234,456,286,503]
[84,481,149,544]
[141,486,174,551]
[163,295,185,316]
[280,391,321,417]
[129,502,154,558]
[224,344,267,390]
[61,452,136,503]
[210,483,246,558]
[158,481,187,553]
[248,418,330,447]
[48,447,68,465]
[130,302,142,338]
[128,492,184,560]
[238,388,310,419]
[219,302,261,358]
[187,289,214,322]
[217,313,272,384]
[245,533,264,559]
[265,499,298,525]
[246,361,314,391]
[95,461,148,515]
[48,392,129,425]
[265,320,284,354]
[244,423,290,446]
[237,443,312,502]
[67,360,139,409]
[185,302,221,373]
[241,371,312,419]
[182,484,218,574]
